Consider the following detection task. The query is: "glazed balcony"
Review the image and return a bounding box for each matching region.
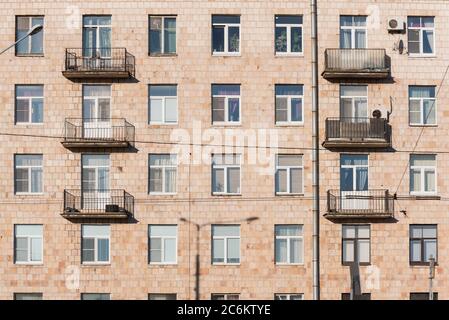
[322,49,389,79]
[62,118,135,149]
[325,189,394,220]
[62,48,135,79]
[323,117,391,149]
[62,189,134,219]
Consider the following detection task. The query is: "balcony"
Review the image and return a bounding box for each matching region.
[62,189,134,219]
[325,189,394,220]
[62,48,135,79]
[62,118,135,149]
[322,49,389,79]
[323,117,391,149]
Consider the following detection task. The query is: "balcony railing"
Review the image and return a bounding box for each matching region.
[323,49,389,79]
[62,189,134,219]
[326,189,394,219]
[62,118,135,148]
[63,48,135,79]
[323,117,391,148]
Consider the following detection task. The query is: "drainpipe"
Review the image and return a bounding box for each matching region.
[311,0,320,300]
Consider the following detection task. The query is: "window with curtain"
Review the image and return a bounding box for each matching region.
[340,155,368,192]
[342,225,370,265]
[410,154,436,195]
[15,16,44,55]
[14,225,43,264]
[149,225,177,264]
[212,84,240,124]
[212,225,240,264]
[149,154,177,194]
[14,293,43,300]
[340,16,367,49]
[275,225,303,264]
[149,16,176,55]
[81,293,111,300]
[149,85,178,124]
[275,15,303,54]
[408,17,435,55]
[409,86,436,125]
[81,225,110,264]
[212,15,240,54]
[275,294,304,300]
[340,85,368,122]
[212,154,241,194]
[82,154,110,191]
[82,16,111,57]
[275,155,303,194]
[410,225,437,264]
[275,85,303,124]
[15,85,43,124]
[14,154,43,194]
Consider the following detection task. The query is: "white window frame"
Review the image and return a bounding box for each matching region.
[15,85,44,124]
[14,154,43,195]
[340,85,368,120]
[14,225,43,265]
[275,16,303,56]
[340,16,367,49]
[149,154,178,195]
[275,225,304,265]
[275,293,304,300]
[81,226,110,265]
[16,16,44,56]
[409,87,437,126]
[342,224,371,265]
[275,87,304,125]
[82,154,110,191]
[212,87,241,125]
[149,16,177,55]
[149,225,178,265]
[211,293,240,300]
[83,16,112,55]
[275,155,304,195]
[340,154,369,191]
[410,154,437,196]
[212,155,241,195]
[82,84,111,121]
[408,17,435,57]
[212,225,241,265]
[149,86,178,125]
[212,17,241,56]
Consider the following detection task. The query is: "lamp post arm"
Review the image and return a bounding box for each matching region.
[0,25,43,55]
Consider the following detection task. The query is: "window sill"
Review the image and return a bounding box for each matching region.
[148,123,179,127]
[275,53,304,57]
[14,262,44,266]
[409,124,437,127]
[211,123,242,128]
[212,193,242,197]
[408,54,437,59]
[149,193,177,196]
[212,263,241,266]
[15,54,45,58]
[149,53,178,57]
[81,263,111,267]
[275,263,305,266]
[409,194,440,200]
[276,193,304,197]
[15,123,44,126]
[342,263,371,267]
[149,262,178,266]
[410,262,438,267]
[275,123,304,127]
[15,193,44,196]
[212,53,241,57]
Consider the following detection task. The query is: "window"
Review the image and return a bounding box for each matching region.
[149,294,177,300]
[342,225,370,265]
[211,294,240,300]
[408,17,435,55]
[409,86,436,125]
[149,154,177,194]
[275,294,304,300]
[212,225,240,264]
[410,155,436,195]
[149,225,177,264]
[410,293,438,300]
[15,85,43,124]
[340,85,368,121]
[149,16,176,55]
[82,154,110,191]
[275,225,303,264]
[81,293,110,300]
[212,15,240,55]
[14,225,43,264]
[83,16,111,58]
[212,154,241,194]
[14,154,43,194]
[340,16,367,49]
[212,85,240,124]
[275,155,303,194]
[81,225,110,264]
[341,293,371,300]
[275,15,303,55]
[15,16,44,55]
[14,293,43,300]
[410,225,437,265]
[149,85,178,124]
[275,85,303,124]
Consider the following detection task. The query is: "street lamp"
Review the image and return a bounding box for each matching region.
[180,216,259,300]
[0,24,43,55]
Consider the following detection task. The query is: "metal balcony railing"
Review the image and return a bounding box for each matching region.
[64,48,135,78]
[63,189,134,217]
[63,118,135,147]
[325,117,390,142]
[323,49,389,78]
[327,189,394,218]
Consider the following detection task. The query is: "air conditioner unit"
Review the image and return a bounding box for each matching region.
[387,18,405,32]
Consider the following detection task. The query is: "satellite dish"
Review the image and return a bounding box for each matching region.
[372,109,382,118]
[398,39,404,54]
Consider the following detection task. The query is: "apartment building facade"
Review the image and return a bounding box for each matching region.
[0,0,447,300]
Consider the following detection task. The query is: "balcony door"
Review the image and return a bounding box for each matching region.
[83,85,111,140]
[82,154,110,210]
[340,155,369,210]
[340,16,367,49]
[82,16,112,68]
[340,85,368,138]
